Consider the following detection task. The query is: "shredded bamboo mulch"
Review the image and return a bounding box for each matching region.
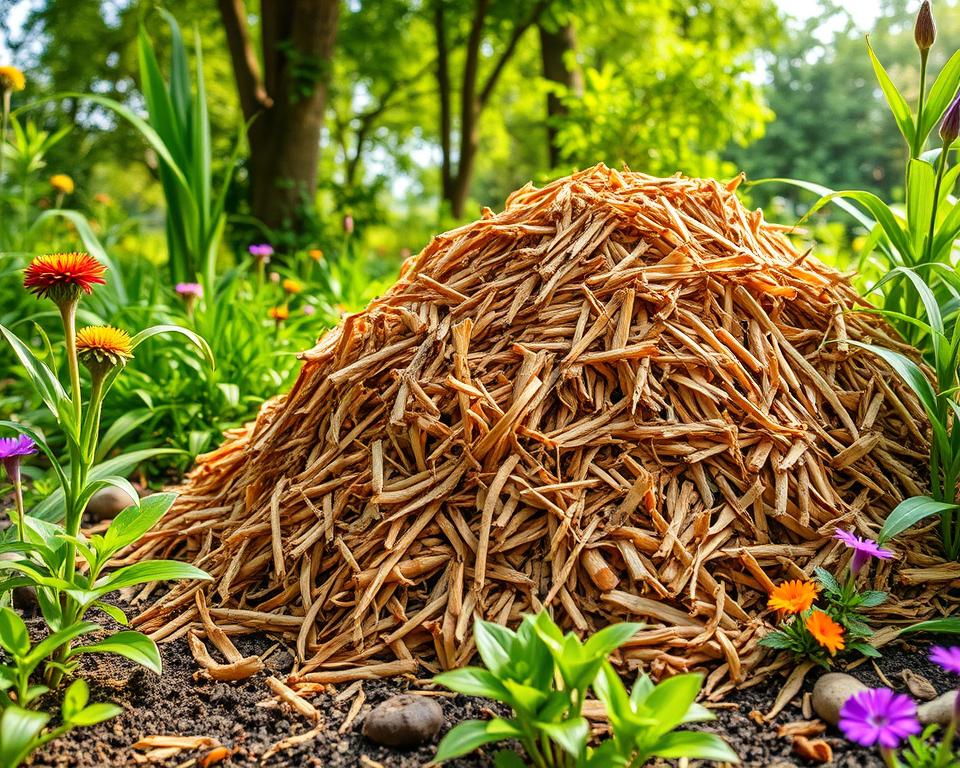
[129,164,948,697]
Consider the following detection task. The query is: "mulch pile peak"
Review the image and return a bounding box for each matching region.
[129,164,947,697]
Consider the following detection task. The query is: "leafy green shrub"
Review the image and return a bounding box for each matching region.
[434,612,738,767]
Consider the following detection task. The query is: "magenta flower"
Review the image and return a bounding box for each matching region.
[303,304,316,316]
[175,282,203,298]
[839,688,921,749]
[248,243,273,262]
[834,529,894,575]
[930,646,960,675]
[343,214,354,234]
[0,434,36,467]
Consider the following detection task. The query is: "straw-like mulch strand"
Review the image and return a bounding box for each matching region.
[128,164,948,698]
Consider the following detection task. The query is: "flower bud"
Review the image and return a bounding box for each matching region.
[915,1,936,52]
[941,94,960,145]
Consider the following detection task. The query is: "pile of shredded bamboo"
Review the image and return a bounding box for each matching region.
[129,164,945,697]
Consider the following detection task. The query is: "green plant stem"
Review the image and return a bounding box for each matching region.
[0,90,9,186]
[11,466,25,543]
[925,141,951,267]
[59,301,82,426]
[914,50,928,160]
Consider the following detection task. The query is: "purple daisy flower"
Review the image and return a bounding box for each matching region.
[175,282,203,298]
[839,688,921,749]
[0,434,36,482]
[930,646,960,675]
[834,529,894,575]
[248,243,273,262]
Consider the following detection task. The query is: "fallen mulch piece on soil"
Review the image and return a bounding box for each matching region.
[776,719,826,738]
[129,163,947,694]
[132,735,224,764]
[259,723,325,762]
[792,735,833,763]
[265,675,322,722]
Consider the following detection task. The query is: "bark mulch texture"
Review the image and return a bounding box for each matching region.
[127,163,945,698]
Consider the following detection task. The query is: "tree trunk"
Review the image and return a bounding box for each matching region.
[219,0,339,230]
[538,22,581,168]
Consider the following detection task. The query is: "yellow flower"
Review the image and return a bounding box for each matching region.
[308,249,324,262]
[282,278,303,295]
[269,305,289,322]
[768,580,817,615]
[0,66,25,93]
[805,610,845,655]
[50,174,75,195]
[76,325,134,374]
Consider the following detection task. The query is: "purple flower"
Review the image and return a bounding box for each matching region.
[302,304,316,316]
[248,243,273,262]
[0,434,36,480]
[839,688,921,749]
[175,282,203,298]
[0,434,36,461]
[834,529,894,575]
[930,646,960,675]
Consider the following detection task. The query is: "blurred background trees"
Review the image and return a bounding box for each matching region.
[0,0,953,253]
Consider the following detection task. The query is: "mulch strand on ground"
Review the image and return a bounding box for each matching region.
[128,164,945,699]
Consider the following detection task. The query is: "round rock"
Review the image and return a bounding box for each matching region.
[812,673,868,726]
[87,486,135,522]
[918,690,958,725]
[362,694,443,748]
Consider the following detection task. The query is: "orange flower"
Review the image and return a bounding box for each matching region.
[268,305,289,322]
[282,278,303,295]
[805,610,845,655]
[76,326,133,366]
[308,249,324,262]
[768,580,817,615]
[23,252,106,303]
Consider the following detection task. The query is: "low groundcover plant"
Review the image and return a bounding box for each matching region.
[433,611,738,767]
[0,250,213,764]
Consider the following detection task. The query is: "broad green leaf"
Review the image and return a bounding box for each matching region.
[879,496,959,543]
[100,492,177,558]
[433,667,510,701]
[652,730,740,762]
[70,630,162,675]
[644,674,704,734]
[0,706,49,767]
[582,622,642,659]
[61,679,89,721]
[538,717,589,758]
[68,560,210,605]
[474,619,513,677]
[433,718,522,762]
[0,608,30,657]
[67,702,122,727]
[906,159,936,253]
[93,601,129,626]
[25,622,100,672]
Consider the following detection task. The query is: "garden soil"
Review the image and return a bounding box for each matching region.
[31,622,945,768]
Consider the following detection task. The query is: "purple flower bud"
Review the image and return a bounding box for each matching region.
[915,1,936,51]
[941,94,960,145]
[343,215,354,234]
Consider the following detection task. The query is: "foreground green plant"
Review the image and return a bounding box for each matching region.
[433,612,737,767]
[0,250,211,762]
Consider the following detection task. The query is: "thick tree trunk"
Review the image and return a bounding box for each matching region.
[538,22,581,168]
[219,0,339,230]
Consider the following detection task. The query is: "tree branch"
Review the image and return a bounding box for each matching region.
[478,0,551,108]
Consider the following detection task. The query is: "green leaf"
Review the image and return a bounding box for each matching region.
[538,717,589,758]
[70,630,162,675]
[68,560,210,605]
[920,47,960,142]
[67,702,122,728]
[0,705,50,767]
[814,567,841,596]
[493,750,527,768]
[473,619,513,677]
[652,730,740,762]
[93,602,129,626]
[100,492,176,560]
[644,674,704,734]
[433,667,510,702]
[866,38,915,149]
[433,718,522,763]
[0,608,30,657]
[848,641,883,659]
[858,591,887,608]
[24,622,100,672]
[901,618,960,635]
[61,679,89,721]
[32,448,183,522]
[906,159,936,253]
[130,325,214,369]
[0,324,68,418]
[0,421,67,491]
[879,496,960,543]
[582,622,643,660]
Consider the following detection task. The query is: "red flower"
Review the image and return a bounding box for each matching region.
[23,252,107,302]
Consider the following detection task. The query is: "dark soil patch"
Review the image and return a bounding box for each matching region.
[25,620,952,768]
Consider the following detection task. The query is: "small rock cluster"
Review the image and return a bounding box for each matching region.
[813,672,956,726]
